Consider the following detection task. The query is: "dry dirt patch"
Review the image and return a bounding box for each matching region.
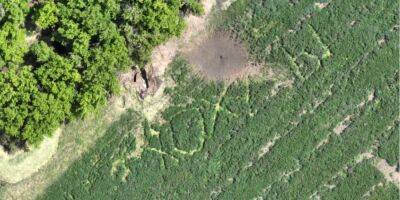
[218,0,236,10]
[314,2,329,9]
[333,115,353,135]
[184,32,260,83]
[374,159,400,189]
[258,135,281,159]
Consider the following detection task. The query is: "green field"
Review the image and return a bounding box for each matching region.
[1,0,397,199]
[34,0,399,199]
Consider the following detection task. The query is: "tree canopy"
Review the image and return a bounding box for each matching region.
[0,0,203,148]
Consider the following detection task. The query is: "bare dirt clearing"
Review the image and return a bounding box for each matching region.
[314,2,329,9]
[184,31,260,83]
[374,159,400,189]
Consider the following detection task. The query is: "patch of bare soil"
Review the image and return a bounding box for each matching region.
[314,2,329,9]
[258,135,281,159]
[358,90,375,108]
[334,90,376,135]
[374,159,400,189]
[362,182,384,198]
[184,31,260,83]
[354,152,374,164]
[120,0,219,101]
[333,115,353,135]
[25,32,40,46]
[218,0,236,10]
[270,79,294,97]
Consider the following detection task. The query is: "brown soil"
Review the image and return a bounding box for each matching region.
[218,0,236,10]
[314,2,329,9]
[333,115,353,135]
[184,31,259,83]
[25,32,40,46]
[258,135,281,159]
[374,159,400,189]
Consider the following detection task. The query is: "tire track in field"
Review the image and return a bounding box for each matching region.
[311,111,393,198]
[209,1,335,178]
[248,22,391,168]
[222,26,390,200]
[247,48,384,198]
[217,9,397,198]
[313,119,398,199]
[269,63,399,199]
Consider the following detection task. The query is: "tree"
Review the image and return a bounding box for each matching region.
[0,0,203,147]
[119,0,197,66]
[34,0,58,29]
[34,0,131,116]
[0,0,29,66]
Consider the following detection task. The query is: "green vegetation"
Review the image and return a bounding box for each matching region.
[2,0,399,199]
[368,182,399,200]
[40,43,399,198]
[320,161,383,200]
[39,0,399,198]
[0,0,202,146]
[40,109,142,199]
[120,0,185,65]
[377,122,399,166]
[0,0,29,66]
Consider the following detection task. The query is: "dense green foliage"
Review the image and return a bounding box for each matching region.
[320,161,383,199]
[0,0,202,146]
[120,0,185,65]
[119,0,204,65]
[35,0,132,116]
[0,0,29,66]
[377,122,399,166]
[367,181,399,200]
[38,0,399,199]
